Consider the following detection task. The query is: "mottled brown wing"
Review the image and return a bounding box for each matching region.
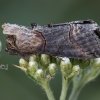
[69,23,100,59]
[40,20,100,59]
[4,20,100,59]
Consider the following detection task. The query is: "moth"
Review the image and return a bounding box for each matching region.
[2,20,100,59]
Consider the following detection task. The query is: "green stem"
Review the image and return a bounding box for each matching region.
[68,71,87,100]
[68,83,84,100]
[27,73,54,100]
[42,82,55,100]
[60,76,70,100]
[69,70,100,100]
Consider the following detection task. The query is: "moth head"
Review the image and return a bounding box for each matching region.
[2,23,45,58]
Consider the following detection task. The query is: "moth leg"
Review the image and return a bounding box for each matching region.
[31,22,37,29]
[48,23,53,27]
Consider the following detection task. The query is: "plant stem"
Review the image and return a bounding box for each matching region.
[68,71,87,100]
[68,83,84,100]
[60,76,70,100]
[42,82,55,100]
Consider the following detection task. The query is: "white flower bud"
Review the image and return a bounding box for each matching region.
[93,58,100,68]
[72,65,80,74]
[48,63,57,76]
[60,58,71,67]
[35,69,44,80]
[19,58,28,67]
[41,54,50,65]
[60,58,72,76]
[29,55,37,62]
[67,65,80,78]
[28,61,38,73]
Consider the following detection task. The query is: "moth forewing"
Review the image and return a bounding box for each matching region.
[2,20,100,59]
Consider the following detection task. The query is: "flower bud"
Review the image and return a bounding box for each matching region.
[29,55,38,62]
[93,58,100,68]
[41,54,50,65]
[60,58,72,76]
[28,61,38,73]
[35,69,44,80]
[19,58,28,67]
[68,65,80,79]
[48,63,57,76]
[72,65,80,74]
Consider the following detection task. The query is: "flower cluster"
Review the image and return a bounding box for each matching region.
[16,54,57,84]
[14,55,100,100]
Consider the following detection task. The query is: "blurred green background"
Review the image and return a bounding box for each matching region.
[0,0,100,100]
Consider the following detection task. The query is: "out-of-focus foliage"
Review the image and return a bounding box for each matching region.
[0,0,100,100]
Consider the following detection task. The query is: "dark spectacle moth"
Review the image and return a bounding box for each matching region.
[2,20,100,59]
